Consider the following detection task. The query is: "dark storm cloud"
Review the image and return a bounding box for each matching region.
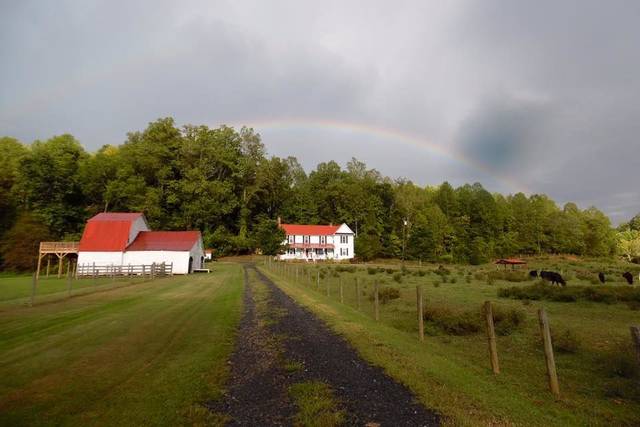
[1,0,639,223]
[456,95,552,173]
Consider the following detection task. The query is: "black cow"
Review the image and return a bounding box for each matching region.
[540,270,566,287]
[598,272,605,284]
[623,272,634,285]
[529,270,538,278]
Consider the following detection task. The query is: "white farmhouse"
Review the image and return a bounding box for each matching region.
[278,223,355,261]
[77,212,204,274]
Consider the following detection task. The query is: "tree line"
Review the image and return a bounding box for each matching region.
[0,117,636,271]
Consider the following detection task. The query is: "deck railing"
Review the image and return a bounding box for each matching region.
[39,242,80,253]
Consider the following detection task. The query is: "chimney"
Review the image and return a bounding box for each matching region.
[329,222,333,226]
[277,216,281,226]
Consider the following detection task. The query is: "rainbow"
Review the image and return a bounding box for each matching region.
[230,117,530,194]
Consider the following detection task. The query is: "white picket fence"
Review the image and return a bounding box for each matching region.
[76,262,173,278]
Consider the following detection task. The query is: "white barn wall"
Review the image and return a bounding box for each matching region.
[124,251,191,273]
[77,251,124,268]
[128,216,149,244]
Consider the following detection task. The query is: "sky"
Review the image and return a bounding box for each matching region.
[1,0,639,224]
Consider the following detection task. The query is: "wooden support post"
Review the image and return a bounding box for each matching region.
[67,262,72,297]
[356,278,361,310]
[30,273,37,306]
[417,286,424,341]
[57,255,63,278]
[483,301,500,374]
[374,281,380,321]
[631,326,640,368]
[538,308,560,398]
[36,254,43,280]
[340,278,344,304]
[46,256,51,277]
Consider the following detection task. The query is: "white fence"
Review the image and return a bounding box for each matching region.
[76,262,173,278]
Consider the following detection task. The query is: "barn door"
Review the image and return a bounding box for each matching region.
[188,257,193,274]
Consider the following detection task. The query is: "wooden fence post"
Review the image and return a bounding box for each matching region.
[417,286,424,341]
[340,278,344,304]
[326,277,330,297]
[483,301,500,374]
[538,308,560,398]
[631,326,640,368]
[66,262,72,297]
[316,271,320,290]
[30,273,37,306]
[356,278,361,310]
[374,281,380,321]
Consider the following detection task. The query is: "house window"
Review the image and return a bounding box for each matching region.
[320,235,326,244]
[288,235,294,244]
[340,248,349,256]
[340,235,348,244]
[304,235,310,244]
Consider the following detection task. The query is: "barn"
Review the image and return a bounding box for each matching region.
[76,213,204,274]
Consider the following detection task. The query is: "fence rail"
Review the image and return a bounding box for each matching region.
[76,262,173,278]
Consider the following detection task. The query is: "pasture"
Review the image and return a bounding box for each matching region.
[0,263,243,426]
[261,256,640,426]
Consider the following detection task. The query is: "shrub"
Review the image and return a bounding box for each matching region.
[385,268,395,274]
[499,283,640,305]
[553,329,580,353]
[417,270,427,277]
[367,267,378,275]
[378,287,400,304]
[392,272,403,283]
[486,276,494,286]
[422,306,481,335]
[487,271,528,282]
[474,272,486,281]
[433,281,440,288]
[492,306,526,336]
[603,342,639,379]
[626,300,640,310]
[441,276,448,284]
[335,265,356,273]
[465,275,471,283]
[450,277,458,284]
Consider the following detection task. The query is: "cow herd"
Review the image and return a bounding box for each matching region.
[529,269,636,287]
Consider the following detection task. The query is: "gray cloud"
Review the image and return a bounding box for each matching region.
[1,0,639,223]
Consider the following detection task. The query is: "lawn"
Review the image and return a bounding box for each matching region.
[0,263,244,426]
[260,257,640,426]
[0,273,152,308]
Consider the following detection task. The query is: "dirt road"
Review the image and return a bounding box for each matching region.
[211,264,439,426]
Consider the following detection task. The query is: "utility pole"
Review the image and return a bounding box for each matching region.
[402,218,408,268]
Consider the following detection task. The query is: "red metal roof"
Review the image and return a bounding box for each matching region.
[126,231,201,251]
[281,224,340,236]
[88,212,144,222]
[79,213,144,251]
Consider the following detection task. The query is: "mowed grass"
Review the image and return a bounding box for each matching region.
[0,263,243,426]
[0,274,154,308]
[261,258,640,426]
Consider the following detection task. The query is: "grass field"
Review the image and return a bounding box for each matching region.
[0,263,243,426]
[0,274,155,308]
[260,257,640,426]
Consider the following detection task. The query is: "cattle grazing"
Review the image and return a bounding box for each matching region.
[598,272,605,284]
[540,270,566,287]
[623,272,633,285]
[529,270,538,278]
